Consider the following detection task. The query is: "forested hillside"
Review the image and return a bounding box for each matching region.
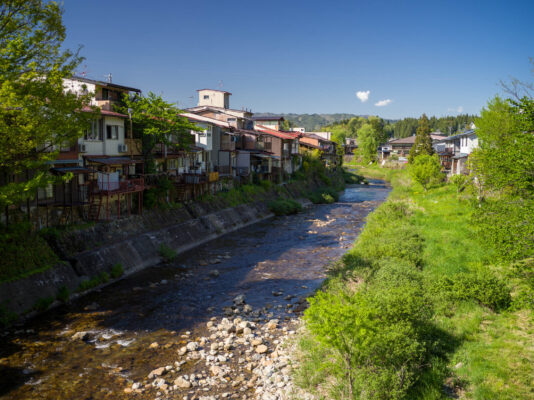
[258,113,360,131]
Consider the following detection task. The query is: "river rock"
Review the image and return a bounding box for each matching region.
[148,367,165,378]
[71,331,90,341]
[178,346,187,355]
[255,344,268,354]
[233,294,246,305]
[209,270,220,278]
[149,342,159,349]
[175,376,191,389]
[186,341,199,351]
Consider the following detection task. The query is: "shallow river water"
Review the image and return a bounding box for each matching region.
[0,181,389,400]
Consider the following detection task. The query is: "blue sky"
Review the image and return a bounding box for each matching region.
[62,0,534,119]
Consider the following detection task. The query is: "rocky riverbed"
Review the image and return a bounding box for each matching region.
[0,181,389,400]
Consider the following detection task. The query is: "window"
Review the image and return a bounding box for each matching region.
[106,125,119,140]
[37,184,53,199]
[101,88,109,100]
[84,120,101,141]
[203,95,209,99]
[168,159,177,170]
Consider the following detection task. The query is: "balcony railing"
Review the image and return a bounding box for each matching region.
[91,178,144,194]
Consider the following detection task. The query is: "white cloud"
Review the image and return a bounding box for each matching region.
[375,99,392,107]
[356,90,370,102]
[447,106,464,113]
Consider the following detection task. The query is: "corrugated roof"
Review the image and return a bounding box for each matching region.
[85,156,140,165]
[180,112,231,128]
[252,115,285,121]
[255,125,300,140]
[70,76,141,93]
[81,106,128,118]
[389,133,447,144]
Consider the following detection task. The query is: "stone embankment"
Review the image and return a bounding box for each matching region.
[0,179,323,317]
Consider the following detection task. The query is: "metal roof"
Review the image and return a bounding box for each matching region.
[70,76,141,93]
[85,156,140,165]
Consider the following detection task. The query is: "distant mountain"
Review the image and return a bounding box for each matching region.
[259,113,361,131]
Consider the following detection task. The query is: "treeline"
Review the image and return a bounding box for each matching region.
[325,114,477,145]
[393,114,477,138]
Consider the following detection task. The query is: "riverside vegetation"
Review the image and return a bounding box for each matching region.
[296,161,533,399]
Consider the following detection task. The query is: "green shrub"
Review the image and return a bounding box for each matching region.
[159,243,177,262]
[432,272,511,311]
[110,263,124,279]
[0,304,17,328]
[308,187,339,204]
[34,296,54,312]
[78,271,110,292]
[343,170,368,185]
[409,154,443,191]
[268,198,302,216]
[304,280,433,399]
[259,180,272,190]
[56,285,70,303]
[0,222,59,283]
[449,174,471,193]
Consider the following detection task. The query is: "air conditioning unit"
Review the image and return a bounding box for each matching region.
[118,144,128,153]
[79,144,87,153]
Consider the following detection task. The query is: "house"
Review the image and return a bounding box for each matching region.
[299,133,338,168]
[254,125,301,180]
[380,133,447,160]
[252,115,285,131]
[435,130,478,175]
[61,76,145,220]
[344,138,358,154]
[186,89,254,130]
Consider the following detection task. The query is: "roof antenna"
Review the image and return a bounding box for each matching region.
[106,73,112,83]
[218,80,223,89]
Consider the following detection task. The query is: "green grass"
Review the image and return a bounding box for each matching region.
[296,163,534,399]
[158,243,177,262]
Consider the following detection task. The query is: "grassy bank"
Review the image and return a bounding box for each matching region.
[296,164,534,399]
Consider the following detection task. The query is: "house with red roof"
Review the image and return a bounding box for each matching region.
[254,125,301,179]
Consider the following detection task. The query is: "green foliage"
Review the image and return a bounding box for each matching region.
[56,285,69,303]
[473,198,534,262]
[78,271,109,292]
[343,170,368,184]
[158,243,177,262]
[118,92,199,173]
[0,0,95,208]
[357,123,380,163]
[0,303,17,328]
[110,263,124,279]
[0,222,59,282]
[471,96,534,197]
[409,154,443,191]
[34,296,54,312]
[449,174,471,193]
[432,272,511,311]
[268,198,302,216]
[304,274,432,399]
[408,114,435,163]
[308,187,339,204]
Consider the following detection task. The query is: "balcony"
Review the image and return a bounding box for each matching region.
[90,178,144,195]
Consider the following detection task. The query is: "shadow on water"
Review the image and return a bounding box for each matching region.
[0,182,390,399]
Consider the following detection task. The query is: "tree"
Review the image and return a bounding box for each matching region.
[409,154,442,191]
[0,0,94,210]
[118,92,200,173]
[357,123,380,163]
[408,114,434,163]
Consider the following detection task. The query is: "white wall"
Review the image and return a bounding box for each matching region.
[460,135,478,154]
[78,116,125,158]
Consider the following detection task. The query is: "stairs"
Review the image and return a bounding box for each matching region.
[87,195,102,221]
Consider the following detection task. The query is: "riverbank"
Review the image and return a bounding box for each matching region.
[295,164,534,399]
[0,178,388,400]
[0,170,346,324]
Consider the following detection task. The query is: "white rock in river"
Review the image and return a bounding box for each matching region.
[186,341,199,351]
[255,344,268,354]
[174,376,191,389]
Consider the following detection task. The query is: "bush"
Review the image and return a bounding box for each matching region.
[268,198,302,216]
[304,279,433,399]
[432,272,511,311]
[56,285,70,303]
[34,296,54,312]
[159,243,177,262]
[343,170,368,185]
[308,187,339,204]
[0,222,59,282]
[449,174,471,193]
[0,304,17,328]
[78,271,110,292]
[110,263,124,279]
[409,154,443,191]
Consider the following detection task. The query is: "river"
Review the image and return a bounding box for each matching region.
[0,180,389,400]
